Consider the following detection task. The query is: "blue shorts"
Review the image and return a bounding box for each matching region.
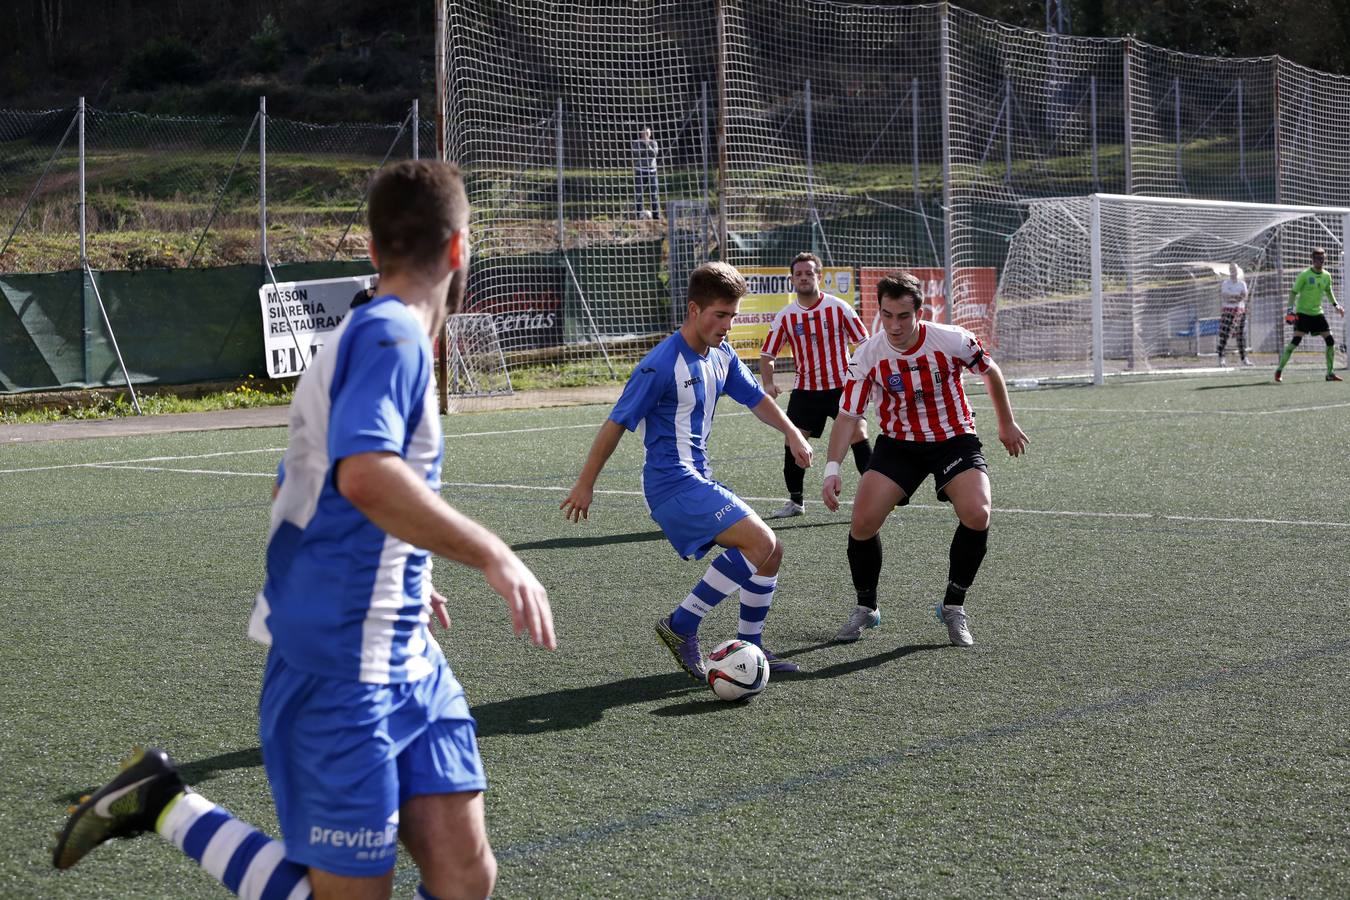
[649,478,753,560]
[258,650,487,877]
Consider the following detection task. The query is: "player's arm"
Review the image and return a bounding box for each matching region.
[1327,278,1344,316]
[978,360,1029,458]
[561,419,626,522]
[750,394,810,468]
[821,408,862,512]
[758,354,781,398]
[337,452,555,649]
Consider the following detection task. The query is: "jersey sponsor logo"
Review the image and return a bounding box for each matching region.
[886,373,905,391]
[309,816,399,857]
[794,322,806,335]
[682,376,700,389]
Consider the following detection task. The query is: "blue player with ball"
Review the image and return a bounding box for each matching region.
[562,261,812,682]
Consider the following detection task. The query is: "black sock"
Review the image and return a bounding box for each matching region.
[850,437,872,474]
[847,534,882,610]
[945,523,988,606]
[783,445,804,505]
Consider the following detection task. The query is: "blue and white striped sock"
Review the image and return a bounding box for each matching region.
[669,548,753,634]
[736,573,777,646]
[157,792,312,900]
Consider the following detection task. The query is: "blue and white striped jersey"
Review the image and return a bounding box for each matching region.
[609,330,765,508]
[248,295,443,685]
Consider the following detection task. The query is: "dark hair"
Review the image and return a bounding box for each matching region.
[790,251,822,274]
[876,271,923,312]
[367,160,468,278]
[1312,247,1327,259]
[687,262,747,309]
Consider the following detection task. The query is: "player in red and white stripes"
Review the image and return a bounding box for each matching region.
[759,252,872,519]
[821,271,1028,647]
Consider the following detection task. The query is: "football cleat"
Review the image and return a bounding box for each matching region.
[1274,370,1283,383]
[656,615,706,681]
[1327,373,1344,382]
[833,604,881,643]
[936,603,975,648]
[760,648,800,673]
[767,501,805,519]
[53,747,186,870]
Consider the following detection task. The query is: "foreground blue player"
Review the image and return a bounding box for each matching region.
[562,262,813,678]
[53,160,556,900]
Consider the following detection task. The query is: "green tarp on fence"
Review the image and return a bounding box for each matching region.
[1,261,374,392]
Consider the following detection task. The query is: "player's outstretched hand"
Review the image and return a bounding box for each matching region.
[1000,421,1029,458]
[822,473,843,512]
[560,483,593,522]
[428,587,452,631]
[484,549,556,650]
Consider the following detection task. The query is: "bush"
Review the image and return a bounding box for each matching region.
[124,37,207,91]
[245,15,286,74]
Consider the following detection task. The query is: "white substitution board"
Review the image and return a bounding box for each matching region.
[258,274,376,377]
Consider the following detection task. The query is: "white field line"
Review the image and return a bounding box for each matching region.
[2,401,1344,477]
[87,464,276,478]
[977,402,1350,417]
[15,463,1350,529]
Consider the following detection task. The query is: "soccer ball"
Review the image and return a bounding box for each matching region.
[638,209,653,220]
[706,639,769,701]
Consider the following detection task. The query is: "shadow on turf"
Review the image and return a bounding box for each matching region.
[473,672,703,735]
[56,747,265,805]
[1193,380,1272,391]
[511,529,667,552]
[651,641,942,717]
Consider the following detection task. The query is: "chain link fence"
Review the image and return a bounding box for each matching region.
[0,101,435,275]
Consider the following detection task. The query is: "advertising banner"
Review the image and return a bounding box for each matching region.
[729,266,856,358]
[463,263,565,351]
[859,267,997,348]
[258,274,375,377]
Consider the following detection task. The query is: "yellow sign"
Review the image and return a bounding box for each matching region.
[729,267,857,359]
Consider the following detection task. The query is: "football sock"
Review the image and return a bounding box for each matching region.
[1327,343,1337,374]
[945,524,989,606]
[783,445,805,504]
[736,572,778,645]
[670,548,753,634]
[850,437,872,474]
[1277,342,1296,370]
[157,792,312,900]
[848,534,882,609]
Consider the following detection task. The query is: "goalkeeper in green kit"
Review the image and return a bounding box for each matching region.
[1275,248,1345,382]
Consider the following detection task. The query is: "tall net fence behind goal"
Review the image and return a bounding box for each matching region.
[997,194,1350,383]
[444,0,721,387]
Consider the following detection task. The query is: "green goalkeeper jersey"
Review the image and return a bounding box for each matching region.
[1290,267,1338,315]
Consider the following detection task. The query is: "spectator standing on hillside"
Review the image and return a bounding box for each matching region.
[633,126,660,220]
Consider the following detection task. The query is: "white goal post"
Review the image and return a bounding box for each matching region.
[997,193,1350,385]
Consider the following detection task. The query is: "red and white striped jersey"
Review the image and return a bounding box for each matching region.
[759,292,869,391]
[839,322,993,442]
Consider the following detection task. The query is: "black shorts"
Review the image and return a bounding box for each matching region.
[868,433,987,506]
[786,387,845,438]
[1294,313,1331,334]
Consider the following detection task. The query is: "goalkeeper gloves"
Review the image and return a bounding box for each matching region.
[1285,307,1297,324]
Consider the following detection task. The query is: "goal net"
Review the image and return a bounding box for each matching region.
[443,313,512,409]
[996,194,1350,383]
